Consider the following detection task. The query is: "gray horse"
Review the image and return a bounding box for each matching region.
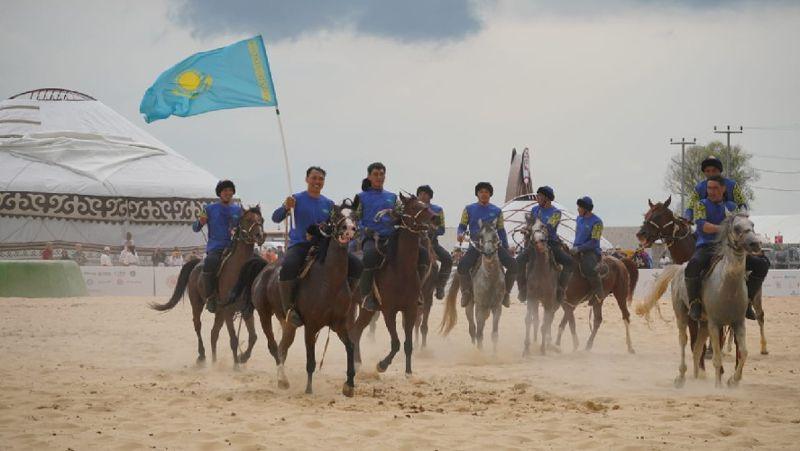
[521,215,561,356]
[439,220,505,352]
[637,212,761,388]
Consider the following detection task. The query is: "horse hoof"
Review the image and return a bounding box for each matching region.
[727,377,740,388]
[195,356,206,367]
[628,348,636,355]
[761,350,769,355]
[305,387,313,395]
[278,379,290,390]
[376,362,388,373]
[673,377,685,389]
[238,354,250,363]
[342,383,355,398]
[405,372,413,379]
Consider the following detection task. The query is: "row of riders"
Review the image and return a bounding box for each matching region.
[153,155,768,395]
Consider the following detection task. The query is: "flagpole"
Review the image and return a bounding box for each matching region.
[274,107,295,228]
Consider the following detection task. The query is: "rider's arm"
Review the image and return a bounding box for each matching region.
[684,189,700,222]
[271,196,295,223]
[694,202,719,233]
[496,214,510,249]
[457,208,468,242]
[192,206,208,232]
[576,221,603,252]
[733,182,748,211]
[702,222,720,234]
[436,210,446,236]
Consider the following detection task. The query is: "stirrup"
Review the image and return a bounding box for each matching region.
[286,308,303,327]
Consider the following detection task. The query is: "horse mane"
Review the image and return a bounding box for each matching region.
[713,211,749,256]
[245,204,262,215]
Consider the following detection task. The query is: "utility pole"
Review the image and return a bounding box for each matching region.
[670,137,697,214]
[713,125,743,173]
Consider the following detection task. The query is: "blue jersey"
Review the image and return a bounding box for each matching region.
[193,202,243,252]
[430,204,445,237]
[574,213,603,255]
[458,202,508,248]
[685,177,746,221]
[272,191,334,247]
[530,205,562,243]
[356,188,400,238]
[694,198,736,248]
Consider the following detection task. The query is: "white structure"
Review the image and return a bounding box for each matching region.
[501,147,614,251]
[750,215,800,244]
[0,88,218,256]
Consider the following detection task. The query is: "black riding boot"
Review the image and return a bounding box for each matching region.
[686,276,703,321]
[502,271,515,308]
[588,274,604,307]
[556,268,572,304]
[359,268,380,311]
[417,264,428,305]
[435,270,449,300]
[279,279,303,327]
[203,271,219,313]
[460,274,474,307]
[516,272,528,304]
[745,275,765,321]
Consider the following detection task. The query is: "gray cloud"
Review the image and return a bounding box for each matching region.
[171,0,484,43]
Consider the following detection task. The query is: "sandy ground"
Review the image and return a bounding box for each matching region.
[1,294,799,450]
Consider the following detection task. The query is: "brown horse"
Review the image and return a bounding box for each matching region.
[555,254,636,354]
[349,193,436,376]
[414,237,438,350]
[150,206,265,368]
[637,197,769,356]
[521,216,561,356]
[243,203,358,396]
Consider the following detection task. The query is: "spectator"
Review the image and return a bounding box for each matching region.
[123,231,135,250]
[100,246,113,266]
[152,248,166,267]
[188,249,200,262]
[41,242,54,260]
[775,231,784,244]
[276,245,285,259]
[264,247,279,264]
[72,244,88,266]
[59,249,70,260]
[120,245,140,266]
[166,247,184,267]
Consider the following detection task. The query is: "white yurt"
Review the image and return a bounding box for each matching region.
[501,147,614,251]
[0,88,218,259]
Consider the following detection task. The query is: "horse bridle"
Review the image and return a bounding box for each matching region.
[643,208,691,248]
[398,203,431,234]
[233,213,264,245]
[319,208,355,242]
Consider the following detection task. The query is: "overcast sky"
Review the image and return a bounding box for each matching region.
[2,0,799,226]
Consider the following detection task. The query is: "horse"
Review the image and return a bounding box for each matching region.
[554,253,635,354]
[636,212,761,388]
[519,215,561,356]
[149,206,265,368]
[439,220,505,353]
[414,235,439,350]
[637,197,769,356]
[348,193,436,376]
[237,202,358,396]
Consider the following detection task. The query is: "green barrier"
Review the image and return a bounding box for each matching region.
[0,260,88,298]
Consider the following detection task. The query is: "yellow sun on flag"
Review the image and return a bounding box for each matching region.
[172,69,213,99]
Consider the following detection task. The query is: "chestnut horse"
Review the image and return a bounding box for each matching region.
[150,206,265,368]
[349,194,435,376]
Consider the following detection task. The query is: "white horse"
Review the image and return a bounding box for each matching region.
[636,212,761,388]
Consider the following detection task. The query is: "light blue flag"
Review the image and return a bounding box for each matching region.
[140,35,277,123]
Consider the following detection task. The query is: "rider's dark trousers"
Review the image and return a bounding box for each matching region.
[684,244,717,280]
[457,246,517,292]
[516,241,573,279]
[280,241,363,281]
[431,238,453,276]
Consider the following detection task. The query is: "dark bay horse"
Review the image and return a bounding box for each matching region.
[242,203,358,396]
[637,197,769,356]
[349,193,435,376]
[414,237,439,350]
[150,206,265,368]
[555,254,635,354]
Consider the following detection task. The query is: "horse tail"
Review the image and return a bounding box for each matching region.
[622,257,639,305]
[149,259,201,312]
[634,264,682,321]
[438,272,460,336]
[231,257,268,314]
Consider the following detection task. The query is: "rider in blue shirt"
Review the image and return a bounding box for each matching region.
[515,186,574,305]
[456,182,517,308]
[192,179,243,313]
[272,166,363,327]
[684,175,768,321]
[572,196,605,305]
[416,185,453,300]
[685,156,748,222]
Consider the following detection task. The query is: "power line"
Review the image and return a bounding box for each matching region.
[752,154,800,161]
[754,167,800,174]
[752,185,800,192]
[745,124,800,131]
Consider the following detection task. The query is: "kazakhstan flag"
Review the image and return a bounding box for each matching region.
[140,36,277,123]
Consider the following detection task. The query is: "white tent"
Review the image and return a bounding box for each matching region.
[501,147,614,251]
[0,88,218,256]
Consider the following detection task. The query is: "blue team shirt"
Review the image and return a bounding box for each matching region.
[530,205,562,243]
[458,202,509,248]
[430,204,445,237]
[193,202,244,252]
[694,198,737,248]
[573,213,603,255]
[685,177,746,221]
[356,188,399,238]
[272,191,334,247]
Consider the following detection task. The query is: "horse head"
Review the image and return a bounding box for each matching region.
[397,192,435,233]
[637,196,676,247]
[718,211,761,255]
[327,199,357,246]
[474,218,500,257]
[238,205,266,245]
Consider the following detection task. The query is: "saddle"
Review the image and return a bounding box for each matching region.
[575,253,610,280]
[298,244,320,280]
[701,254,724,281]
